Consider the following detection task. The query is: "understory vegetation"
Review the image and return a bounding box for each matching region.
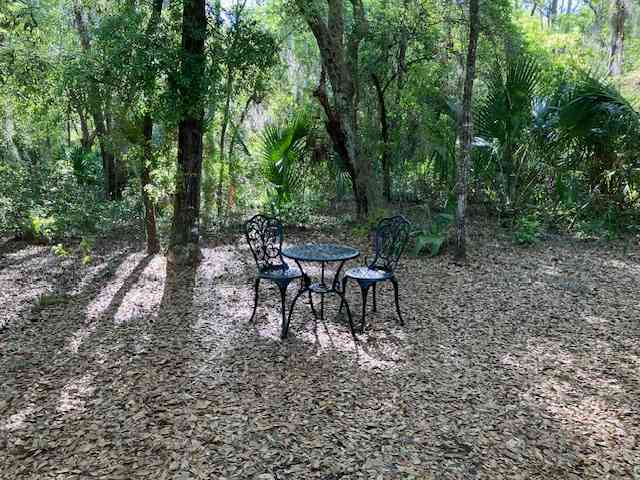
[1,0,639,253]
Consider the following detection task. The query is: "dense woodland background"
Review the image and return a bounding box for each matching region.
[1,0,639,261]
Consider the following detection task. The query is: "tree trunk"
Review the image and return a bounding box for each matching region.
[296,0,370,219]
[72,2,120,200]
[371,73,391,202]
[216,69,233,219]
[455,0,480,262]
[226,94,255,214]
[170,0,206,264]
[142,115,160,254]
[140,0,163,254]
[608,0,626,77]
[550,0,559,24]
[1,102,21,164]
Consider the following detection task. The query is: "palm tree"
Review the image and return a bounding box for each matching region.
[260,114,310,207]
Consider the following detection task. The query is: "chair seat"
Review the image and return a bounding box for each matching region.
[258,266,302,280]
[345,267,393,281]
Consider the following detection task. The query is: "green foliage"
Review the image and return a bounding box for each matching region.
[80,236,95,264]
[475,56,543,214]
[265,200,312,226]
[260,114,310,208]
[51,243,71,257]
[512,214,542,245]
[21,214,55,244]
[413,212,453,257]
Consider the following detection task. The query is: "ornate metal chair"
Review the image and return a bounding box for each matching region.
[339,215,411,331]
[245,214,303,337]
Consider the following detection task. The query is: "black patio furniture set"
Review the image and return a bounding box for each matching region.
[244,214,411,339]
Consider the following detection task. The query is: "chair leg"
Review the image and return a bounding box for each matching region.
[339,277,349,313]
[360,284,369,332]
[278,283,288,339]
[308,290,318,319]
[285,286,306,338]
[249,277,260,322]
[372,283,377,312]
[391,278,404,325]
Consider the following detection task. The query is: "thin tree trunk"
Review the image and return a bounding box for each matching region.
[216,69,233,219]
[371,73,391,202]
[550,0,559,24]
[226,94,254,214]
[170,0,207,264]
[455,0,480,262]
[142,116,160,253]
[72,2,119,200]
[608,0,626,77]
[140,0,163,254]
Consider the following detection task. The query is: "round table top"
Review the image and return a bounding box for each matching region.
[282,243,360,263]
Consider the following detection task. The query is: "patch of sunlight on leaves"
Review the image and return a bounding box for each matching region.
[57,374,95,413]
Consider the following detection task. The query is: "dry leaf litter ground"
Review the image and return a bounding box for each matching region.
[1,223,639,479]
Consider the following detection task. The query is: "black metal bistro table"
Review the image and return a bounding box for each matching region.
[282,244,360,338]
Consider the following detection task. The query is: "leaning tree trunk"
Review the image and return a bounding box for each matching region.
[454,0,480,262]
[608,0,626,77]
[170,0,207,264]
[296,0,370,219]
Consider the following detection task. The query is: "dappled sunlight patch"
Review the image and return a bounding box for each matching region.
[113,256,165,325]
[66,323,98,354]
[57,374,95,413]
[1,405,36,431]
[524,378,631,448]
[85,253,141,321]
[603,258,640,274]
[253,313,286,341]
[198,246,245,281]
[583,313,609,325]
[538,264,561,277]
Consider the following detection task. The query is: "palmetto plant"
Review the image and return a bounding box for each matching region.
[555,74,640,205]
[260,114,310,207]
[475,57,544,214]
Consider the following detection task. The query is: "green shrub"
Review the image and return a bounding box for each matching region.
[266,200,312,227]
[20,213,55,243]
[513,215,542,245]
[413,212,453,257]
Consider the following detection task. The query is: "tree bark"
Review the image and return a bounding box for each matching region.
[140,0,163,255]
[142,116,160,254]
[455,0,480,262]
[226,94,255,214]
[170,0,207,264]
[371,73,391,202]
[550,0,559,24]
[608,0,626,77]
[216,69,233,219]
[72,2,120,200]
[296,0,370,219]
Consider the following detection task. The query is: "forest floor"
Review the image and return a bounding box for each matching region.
[1,220,639,480]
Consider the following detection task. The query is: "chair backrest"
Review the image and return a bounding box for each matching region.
[244,214,286,272]
[369,215,411,272]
